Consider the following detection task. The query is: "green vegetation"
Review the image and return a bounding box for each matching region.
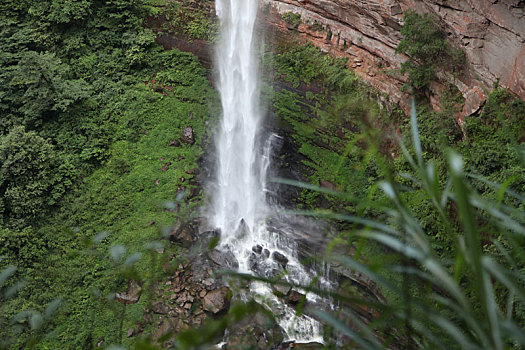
[0,0,217,348]
[263,38,525,348]
[267,43,386,212]
[395,10,465,90]
[158,1,218,42]
[0,126,77,229]
[281,12,302,30]
[304,100,525,348]
[1,0,524,348]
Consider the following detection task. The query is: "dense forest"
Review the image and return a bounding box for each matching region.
[1,0,525,349]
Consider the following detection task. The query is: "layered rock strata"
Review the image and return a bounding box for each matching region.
[262,0,525,117]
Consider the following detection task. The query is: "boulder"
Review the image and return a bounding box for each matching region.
[272,251,289,267]
[252,244,263,254]
[126,328,136,338]
[273,284,292,296]
[152,301,171,315]
[199,229,221,247]
[208,248,239,270]
[181,126,195,145]
[291,342,324,349]
[248,253,262,274]
[115,280,141,305]
[462,86,486,116]
[203,287,231,314]
[288,290,305,305]
[168,139,180,147]
[235,218,250,238]
[225,311,285,349]
[169,223,196,248]
[152,318,183,343]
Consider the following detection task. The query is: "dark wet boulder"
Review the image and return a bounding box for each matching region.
[272,251,289,267]
[252,244,263,254]
[248,253,262,274]
[208,248,239,270]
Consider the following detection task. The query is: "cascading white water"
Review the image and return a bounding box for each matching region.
[213,0,265,237]
[213,0,324,343]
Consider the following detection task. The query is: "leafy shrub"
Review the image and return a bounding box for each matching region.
[395,10,465,90]
[273,43,357,89]
[0,226,46,268]
[0,51,90,133]
[185,14,218,41]
[159,1,218,42]
[0,126,77,228]
[282,12,301,30]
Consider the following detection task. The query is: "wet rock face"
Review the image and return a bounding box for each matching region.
[262,0,525,114]
[208,248,239,270]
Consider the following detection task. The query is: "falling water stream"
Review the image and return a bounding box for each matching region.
[212,0,325,343]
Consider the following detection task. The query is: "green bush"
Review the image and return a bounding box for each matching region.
[0,226,46,268]
[0,126,77,228]
[395,10,465,90]
[158,1,218,42]
[282,12,301,30]
[273,42,357,89]
[0,51,90,133]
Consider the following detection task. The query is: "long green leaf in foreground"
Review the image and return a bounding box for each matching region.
[259,98,525,348]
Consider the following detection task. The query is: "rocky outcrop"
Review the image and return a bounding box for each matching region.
[148,0,523,117]
[262,0,525,116]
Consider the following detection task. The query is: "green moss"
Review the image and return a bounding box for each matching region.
[266,43,385,212]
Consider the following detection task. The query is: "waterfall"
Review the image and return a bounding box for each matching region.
[213,0,324,343]
[213,0,265,238]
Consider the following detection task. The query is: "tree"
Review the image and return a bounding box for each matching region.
[395,10,464,90]
[0,51,90,133]
[0,126,77,228]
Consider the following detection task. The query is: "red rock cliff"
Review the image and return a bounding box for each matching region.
[262,0,525,116]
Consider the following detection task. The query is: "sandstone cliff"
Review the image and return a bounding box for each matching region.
[262,0,525,117]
